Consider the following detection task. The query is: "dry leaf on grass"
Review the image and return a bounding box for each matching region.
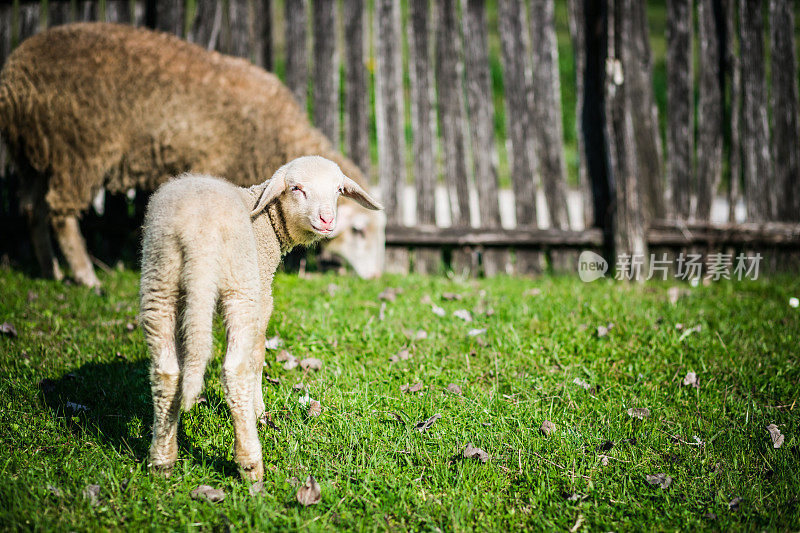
[453,309,473,322]
[446,383,463,395]
[540,420,556,436]
[467,328,487,337]
[431,305,446,317]
[308,400,322,417]
[524,288,542,297]
[789,297,799,308]
[264,375,281,386]
[403,328,428,341]
[259,412,278,430]
[389,349,412,363]
[265,335,283,350]
[442,292,463,301]
[728,497,742,510]
[420,294,433,305]
[573,377,591,390]
[415,413,441,433]
[682,371,699,388]
[767,424,785,448]
[82,484,100,506]
[378,287,402,302]
[326,283,339,296]
[463,443,489,463]
[283,358,299,370]
[249,481,265,496]
[296,476,321,506]
[276,350,293,362]
[191,485,225,503]
[597,325,609,338]
[645,473,673,489]
[0,322,18,338]
[401,382,423,394]
[300,358,322,371]
[627,407,650,419]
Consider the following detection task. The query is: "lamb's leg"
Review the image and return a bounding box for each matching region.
[253,293,273,420]
[141,290,181,475]
[222,295,263,481]
[51,214,100,287]
[27,202,63,281]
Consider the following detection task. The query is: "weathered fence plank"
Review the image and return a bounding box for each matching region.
[312,0,338,144]
[529,0,569,232]
[498,0,543,274]
[19,2,42,37]
[408,0,440,274]
[226,0,250,58]
[606,0,647,263]
[695,0,724,221]
[146,0,183,36]
[462,0,509,276]
[723,0,740,223]
[344,0,370,178]
[628,0,665,221]
[48,1,72,26]
[285,0,309,109]
[739,0,772,221]
[374,0,408,272]
[189,0,222,50]
[386,226,604,248]
[769,0,800,222]
[435,0,474,275]
[666,0,693,219]
[566,0,593,230]
[105,1,132,24]
[251,0,271,70]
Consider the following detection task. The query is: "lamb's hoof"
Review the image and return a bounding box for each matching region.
[148,461,175,478]
[239,460,264,482]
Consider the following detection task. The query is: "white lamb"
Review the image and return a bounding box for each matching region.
[139,156,382,480]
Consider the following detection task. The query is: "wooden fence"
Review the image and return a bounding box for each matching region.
[1,0,799,277]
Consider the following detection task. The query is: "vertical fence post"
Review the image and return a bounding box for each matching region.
[312,0,338,145]
[769,0,800,223]
[344,0,370,179]
[49,1,73,26]
[0,2,13,212]
[567,0,594,231]
[530,0,574,272]
[105,1,132,24]
[284,0,308,110]
[146,0,183,36]
[462,0,509,276]
[666,0,693,220]
[435,0,474,275]
[408,0,440,273]
[695,0,724,221]
[739,0,772,221]
[251,0,272,70]
[227,0,251,59]
[606,0,647,267]
[627,0,665,222]
[189,0,222,50]
[498,0,543,274]
[723,0,740,222]
[375,0,408,272]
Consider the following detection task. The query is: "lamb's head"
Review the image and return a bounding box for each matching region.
[252,155,382,246]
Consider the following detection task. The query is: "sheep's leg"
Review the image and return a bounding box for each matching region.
[179,271,218,410]
[252,294,273,420]
[141,290,181,475]
[221,296,263,481]
[27,203,63,281]
[51,214,100,287]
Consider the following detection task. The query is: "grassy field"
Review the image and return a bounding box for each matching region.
[0,266,798,530]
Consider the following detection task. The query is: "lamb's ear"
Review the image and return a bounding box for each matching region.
[251,165,288,216]
[341,176,383,210]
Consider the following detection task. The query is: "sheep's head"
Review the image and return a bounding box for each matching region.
[252,156,382,246]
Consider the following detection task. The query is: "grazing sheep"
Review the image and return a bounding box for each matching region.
[0,22,384,286]
[140,156,382,480]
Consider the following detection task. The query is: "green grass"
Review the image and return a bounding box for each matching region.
[1,267,799,530]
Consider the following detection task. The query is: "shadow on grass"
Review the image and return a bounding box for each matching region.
[39,358,240,478]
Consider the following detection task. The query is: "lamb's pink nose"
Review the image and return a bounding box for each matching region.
[318,212,334,231]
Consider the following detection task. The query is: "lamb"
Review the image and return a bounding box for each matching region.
[0,22,384,286]
[140,156,382,480]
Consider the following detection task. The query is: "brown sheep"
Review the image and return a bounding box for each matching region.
[0,22,384,286]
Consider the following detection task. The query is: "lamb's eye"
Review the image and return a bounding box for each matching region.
[337,187,344,194]
[291,185,301,192]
